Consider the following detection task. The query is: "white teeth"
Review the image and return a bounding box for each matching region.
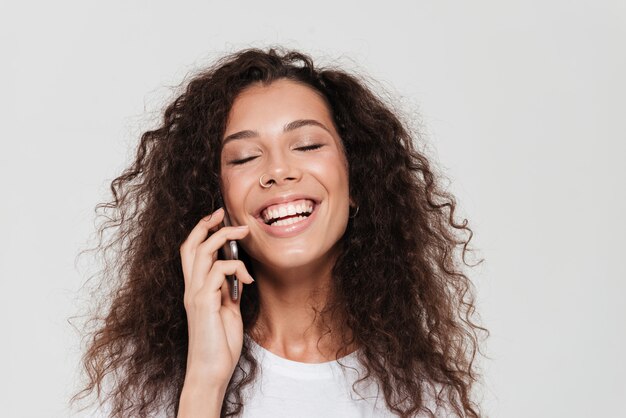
[262,199,315,223]
[271,215,307,226]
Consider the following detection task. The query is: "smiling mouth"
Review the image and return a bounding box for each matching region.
[262,201,317,226]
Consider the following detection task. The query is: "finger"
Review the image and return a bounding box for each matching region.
[220,269,254,307]
[220,276,237,307]
[184,207,225,250]
[195,224,249,262]
[180,208,225,290]
[195,260,254,314]
[189,226,250,294]
[203,259,254,298]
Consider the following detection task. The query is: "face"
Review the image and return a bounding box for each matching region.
[220,79,350,270]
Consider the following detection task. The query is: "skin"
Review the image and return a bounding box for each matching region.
[219,79,355,362]
[177,79,357,412]
[179,208,254,412]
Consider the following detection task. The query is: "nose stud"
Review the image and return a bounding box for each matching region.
[259,174,273,188]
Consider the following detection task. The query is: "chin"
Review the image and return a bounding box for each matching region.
[265,241,344,273]
[264,251,321,270]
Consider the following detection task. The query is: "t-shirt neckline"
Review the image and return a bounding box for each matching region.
[245,333,362,379]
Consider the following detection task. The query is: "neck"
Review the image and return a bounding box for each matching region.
[247,249,355,362]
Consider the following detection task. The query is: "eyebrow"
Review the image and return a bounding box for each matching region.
[222,119,332,145]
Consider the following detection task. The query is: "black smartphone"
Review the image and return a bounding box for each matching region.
[216,194,239,301]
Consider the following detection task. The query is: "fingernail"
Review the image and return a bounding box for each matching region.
[236,225,249,229]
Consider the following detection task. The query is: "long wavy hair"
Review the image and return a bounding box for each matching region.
[70,46,487,418]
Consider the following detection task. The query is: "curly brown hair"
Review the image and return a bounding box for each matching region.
[69,46,488,418]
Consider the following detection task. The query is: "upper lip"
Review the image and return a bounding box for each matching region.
[254,193,320,218]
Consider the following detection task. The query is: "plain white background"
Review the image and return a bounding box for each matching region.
[2,1,624,417]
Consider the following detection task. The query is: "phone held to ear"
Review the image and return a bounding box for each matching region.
[217,198,240,301]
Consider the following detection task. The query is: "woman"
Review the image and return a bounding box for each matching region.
[71,47,486,418]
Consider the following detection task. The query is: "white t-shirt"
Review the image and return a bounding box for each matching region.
[227,334,446,418]
[89,336,448,417]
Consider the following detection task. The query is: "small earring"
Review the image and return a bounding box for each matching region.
[349,205,360,219]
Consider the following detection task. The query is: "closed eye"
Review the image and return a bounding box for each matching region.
[296,144,324,151]
[230,144,323,165]
[231,156,258,165]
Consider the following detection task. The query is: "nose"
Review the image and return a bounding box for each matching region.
[261,149,303,187]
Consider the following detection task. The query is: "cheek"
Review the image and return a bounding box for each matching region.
[315,159,350,199]
[220,172,245,208]
[219,170,232,198]
[329,156,349,189]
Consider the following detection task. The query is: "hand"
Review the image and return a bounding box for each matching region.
[179,207,255,389]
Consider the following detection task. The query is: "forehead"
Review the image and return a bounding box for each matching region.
[225,79,334,129]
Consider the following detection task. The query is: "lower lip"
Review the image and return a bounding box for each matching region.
[255,203,319,238]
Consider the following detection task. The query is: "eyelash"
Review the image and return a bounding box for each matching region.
[231,144,323,165]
